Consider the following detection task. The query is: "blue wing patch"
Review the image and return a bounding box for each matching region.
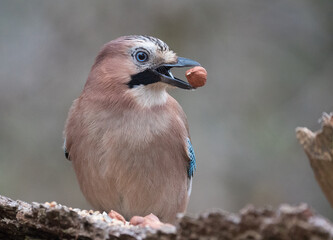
[186,138,196,178]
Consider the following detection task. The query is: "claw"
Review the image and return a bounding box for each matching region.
[108,210,126,224]
[130,213,173,229]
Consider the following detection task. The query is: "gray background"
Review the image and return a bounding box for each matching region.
[1,0,332,219]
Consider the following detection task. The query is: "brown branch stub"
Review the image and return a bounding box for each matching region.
[296,112,333,208]
[1,195,333,239]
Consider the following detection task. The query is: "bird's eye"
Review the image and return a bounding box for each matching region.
[135,51,149,62]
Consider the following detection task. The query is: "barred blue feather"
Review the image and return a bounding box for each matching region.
[186,138,196,178]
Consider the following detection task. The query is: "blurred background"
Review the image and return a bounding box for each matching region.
[1,0,332,219]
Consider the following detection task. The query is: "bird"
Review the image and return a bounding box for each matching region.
[63,35,199,224]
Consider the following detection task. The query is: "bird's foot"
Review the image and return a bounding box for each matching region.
[130,213,173,229]
[108,211,174,230]
[107,210,126,224]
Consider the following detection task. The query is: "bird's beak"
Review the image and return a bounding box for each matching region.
[154,57,201,89]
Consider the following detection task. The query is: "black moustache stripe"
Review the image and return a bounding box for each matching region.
[128,69,161,88]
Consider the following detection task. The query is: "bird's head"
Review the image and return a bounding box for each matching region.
[85,35,200,107]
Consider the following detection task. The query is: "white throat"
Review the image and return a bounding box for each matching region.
[129,84,168,108]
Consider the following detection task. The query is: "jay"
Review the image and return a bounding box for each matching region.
[63,35,199,224]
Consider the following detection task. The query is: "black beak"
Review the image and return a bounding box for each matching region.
[154,57,201,89]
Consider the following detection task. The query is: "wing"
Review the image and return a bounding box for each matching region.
[63,138,70,160]
[186,137,196,178]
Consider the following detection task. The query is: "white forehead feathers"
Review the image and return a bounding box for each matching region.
[124,35,169,52]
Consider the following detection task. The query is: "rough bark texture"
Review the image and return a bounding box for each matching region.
[296,113,333,208]
[0,194,332,240]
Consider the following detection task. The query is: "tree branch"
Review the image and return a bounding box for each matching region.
[0,194,332,239]
[296,113,333,208]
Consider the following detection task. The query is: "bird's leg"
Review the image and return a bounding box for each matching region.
[130,213,174,229]
[108,210,126,224]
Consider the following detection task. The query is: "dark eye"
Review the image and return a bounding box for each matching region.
[135,51,149,62]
